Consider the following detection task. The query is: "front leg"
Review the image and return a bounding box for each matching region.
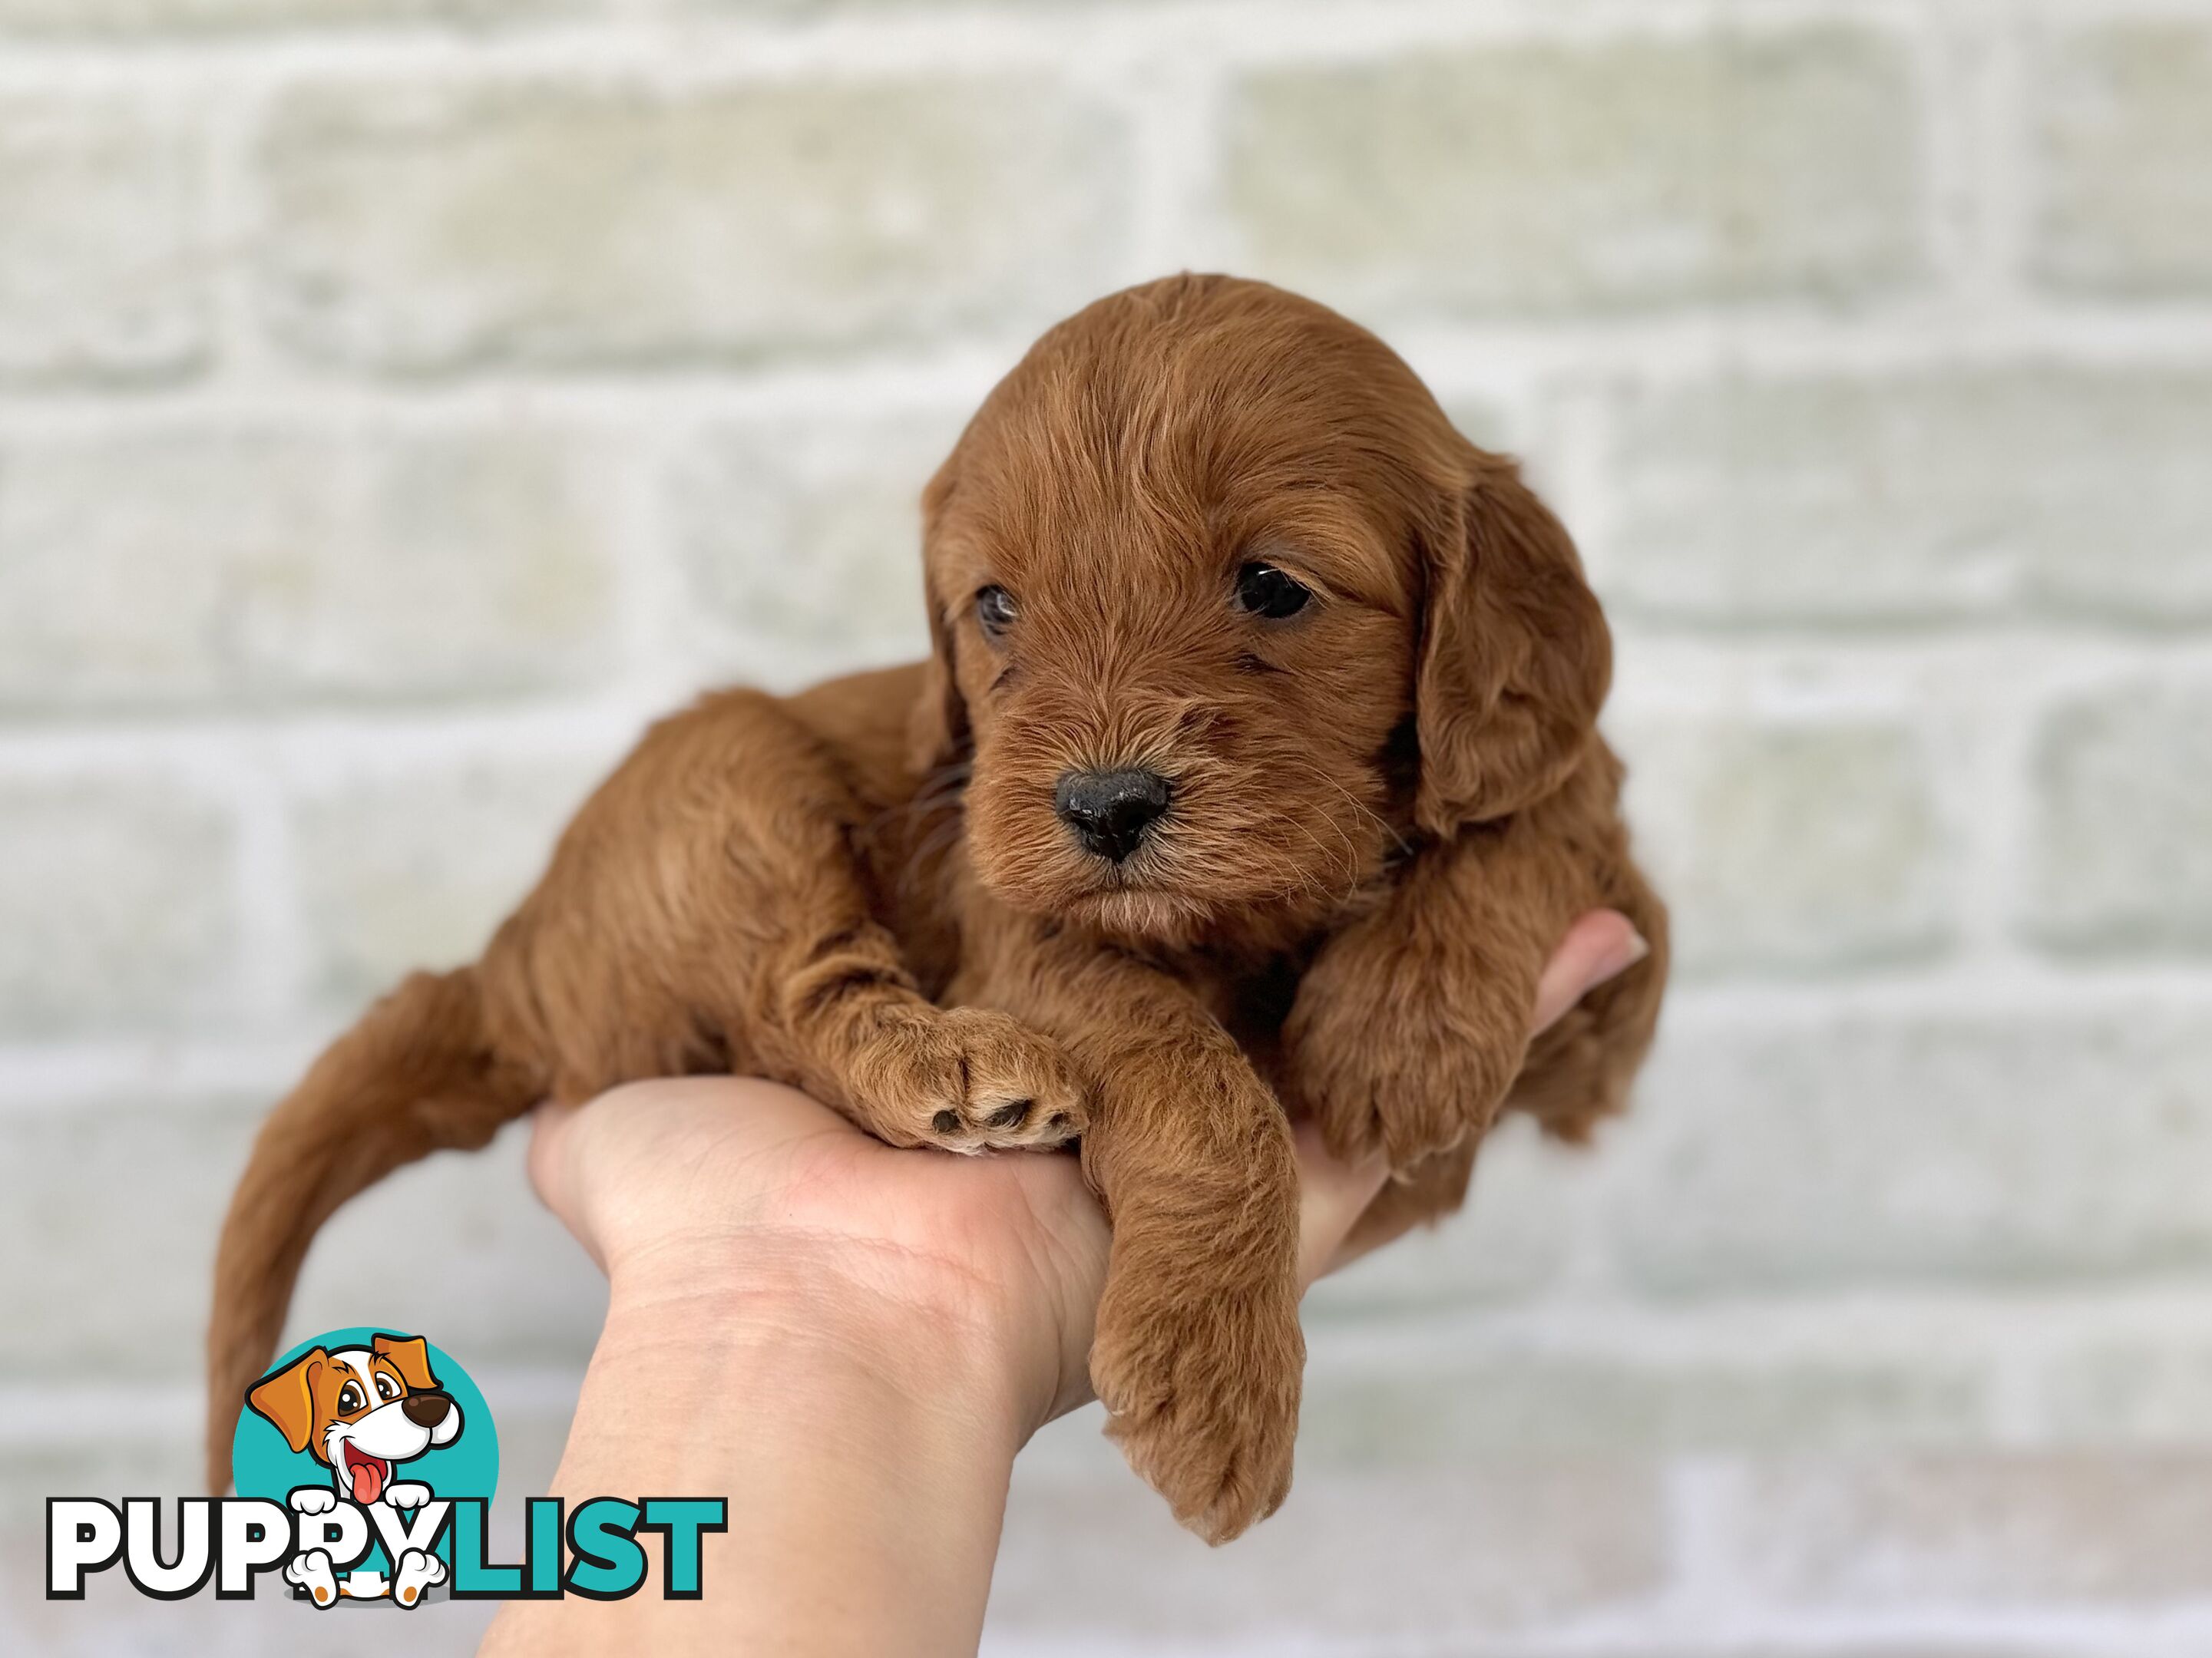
[520,690,1089,1157]
[1285,821,1570,1172]
[958,919,1303,1544]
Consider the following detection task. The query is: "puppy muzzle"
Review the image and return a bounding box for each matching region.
[1055,768,1172,863]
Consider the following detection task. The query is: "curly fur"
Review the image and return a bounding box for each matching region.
[207,274,1668,1543]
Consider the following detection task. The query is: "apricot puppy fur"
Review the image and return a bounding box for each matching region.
[208,274,1668,1543]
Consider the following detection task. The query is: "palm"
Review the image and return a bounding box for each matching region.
[532,1076,1112,1420]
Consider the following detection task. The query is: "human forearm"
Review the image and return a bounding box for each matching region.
[482,1263,1029,1657]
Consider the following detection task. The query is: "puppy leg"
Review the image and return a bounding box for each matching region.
[1285,831,1553,1172]
[1506,854,1668,1142]
[508,689,1086,1154]
[775,944,1089,1155]
[1341,1139,1478,1259]
[1288,794,1667,1174]
[957,920,1302,1544]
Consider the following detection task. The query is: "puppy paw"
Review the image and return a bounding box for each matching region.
[385,1481,431,1510]
[852,1006,1089,1154]
[285,1548,339,1608]
[286,1485,337,1517]
[1291,1013,1517,1172]
[393,1548,446,1607]
[1090,1263,1304,1544]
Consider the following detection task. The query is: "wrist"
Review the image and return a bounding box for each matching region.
[505,1237,1032,1654]
[599,1234,1052,1449]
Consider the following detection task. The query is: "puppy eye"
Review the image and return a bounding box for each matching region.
[1234,561,1312,619]
[338,1383,364,1413]
[375,1374,398,1400]
[974,585,1018,637]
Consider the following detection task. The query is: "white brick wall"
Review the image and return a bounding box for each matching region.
[2,2,2210,1653]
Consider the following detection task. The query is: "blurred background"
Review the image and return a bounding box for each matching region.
[3,0,2210,1652]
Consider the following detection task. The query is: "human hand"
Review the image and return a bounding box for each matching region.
[526,908,1648,1439]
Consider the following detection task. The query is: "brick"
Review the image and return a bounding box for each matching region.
[0,1097,256,1378]
[289,1110,607,1366]
[258,78,1130,372]
[290,755,603,1008]
[994,1432,1665,1637]
[1606,370,2212,626]
[685,0,1091,12]
[0,775,236,1037]
[2025,679,2212,956]
[1222,29,1923,316]
[0,424,617,712]
[670,411,959,683]
[1298,1341,1986,1465]
[1605,1008,2212,1292]
[0,0,574,29]
[1616,716,1951,977]
[2032,23,2212,296]
[2038,1319,2212,1443]
[1727,1455,2212,1604]
[0,97,207,382]
[1304,1115,1579,1315]
[0,1088,602,1379]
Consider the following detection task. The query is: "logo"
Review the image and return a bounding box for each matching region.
[236,1327,494,1605]
[48,1326,726,1606]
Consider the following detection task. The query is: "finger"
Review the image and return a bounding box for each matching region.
[1530,910,1648,1035]
[1291,1119,1390,1290]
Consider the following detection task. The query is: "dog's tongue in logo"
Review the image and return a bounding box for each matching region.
[342,1441,390,1504]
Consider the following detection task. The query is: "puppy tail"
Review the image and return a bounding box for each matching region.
[204,966,535,1495]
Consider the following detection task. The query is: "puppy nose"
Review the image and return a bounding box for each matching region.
[402,1391,452,1429]
[1055,768,1171,863]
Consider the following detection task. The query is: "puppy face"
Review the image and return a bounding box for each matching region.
[914,276,1612,946]
[246,1333,461,1504]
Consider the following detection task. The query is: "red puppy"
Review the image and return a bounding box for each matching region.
[209,274,1668,1543]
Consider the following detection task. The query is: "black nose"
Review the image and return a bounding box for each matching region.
[401,1391,452,1429]
[1055,768,1171,863]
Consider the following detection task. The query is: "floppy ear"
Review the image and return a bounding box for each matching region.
[372,1333,438,1392]
[1414,457,1612,834]
[246,1348,326,1455]
[907,454,970,775]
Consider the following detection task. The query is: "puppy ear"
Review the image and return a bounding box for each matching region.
[372,1333,438,1393]
[907,455,970,775]
[1414,457,1611,834]
[246,1348,326,1455]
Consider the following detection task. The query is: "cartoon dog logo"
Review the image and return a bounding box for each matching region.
[246,1333,462,1607]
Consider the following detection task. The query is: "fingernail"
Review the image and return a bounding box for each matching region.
[1608,930,1652,976]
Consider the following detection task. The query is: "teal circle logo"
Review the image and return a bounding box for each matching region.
[232,1328,497,1604]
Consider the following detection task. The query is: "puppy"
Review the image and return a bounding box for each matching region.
[209,274,1667,1543]
[246,1333,461,1606]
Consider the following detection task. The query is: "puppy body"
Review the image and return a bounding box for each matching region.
[209,276,1667,1542]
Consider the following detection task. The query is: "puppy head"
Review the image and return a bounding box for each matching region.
[913,274,1609,945]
